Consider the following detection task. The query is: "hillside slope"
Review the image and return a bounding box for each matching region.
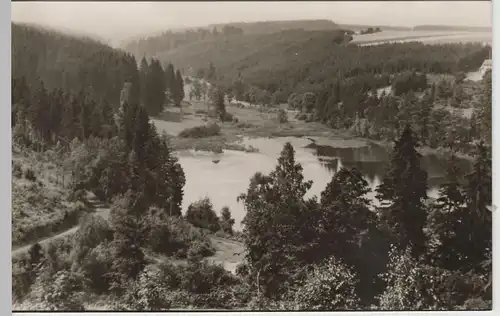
[156,29,351,88]
[12,22,138,106]
[156,33,490,102]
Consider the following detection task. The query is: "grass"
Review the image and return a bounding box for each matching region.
[11,148,89,248]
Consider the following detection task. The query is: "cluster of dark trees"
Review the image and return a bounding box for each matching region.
[138,57,185,115]
[185,198,235,236]
[290,69,492,153]
[12,23,139,108]
[158,34,489,106]
[359,27,382,34]
[237,126,491,310]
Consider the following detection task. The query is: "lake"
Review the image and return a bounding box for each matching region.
[175,136,472,230]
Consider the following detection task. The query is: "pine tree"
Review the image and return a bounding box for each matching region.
[220,206,235,235]
[463,141,492,272]
[319,167,387,303]
[109,191,148,290]
[90,101,104,137]
[164,63,176,105]
[211,87,226,120]
[428,154,467,269]
[207,62,216,81]
[79,94,92,140]
[238,142,316,298]
[174,69,184,107]
[376,124,428,258]
[139,57,149,108]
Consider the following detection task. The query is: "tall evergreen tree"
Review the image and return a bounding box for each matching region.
[428,154,466,269]
[463,141,492,272]
[376,124,428,258]
[164,63,176,105]
[139,57,149,108]
[109,191,148,291]
[207,62,216,81]
[238,143,317,298]
[174,69,185,107]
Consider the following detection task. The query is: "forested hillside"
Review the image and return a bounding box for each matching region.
[122,19,343,58]
[11,23,141,107]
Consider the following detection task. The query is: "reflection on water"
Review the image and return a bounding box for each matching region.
[176,137,472,230]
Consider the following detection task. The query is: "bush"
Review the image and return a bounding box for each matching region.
[13,161,23,178]
[296,113,307,121]
[12,258,33,302]
[185,197,220,233]
[145,213,215,259]
[179,123,221,138]
[24,168,37,181]
[178,259,239,295]
[277,109,288,123]
[187,238,214,260]
[220,112,235,122]
[121,264,172,311]
[68,189,86,203]
[294,257,360,310]
[377,246,488,311]
[29,268,85,311]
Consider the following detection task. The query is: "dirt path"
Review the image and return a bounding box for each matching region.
[206,235,245,273]
[12,196,110,258]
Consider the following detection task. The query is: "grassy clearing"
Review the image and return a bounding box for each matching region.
[152,98,346,154]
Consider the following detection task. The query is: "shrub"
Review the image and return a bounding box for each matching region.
[296,113,307,121]
[277,109,288,123]
[179,123,221,138]
[294,257,360,310]
[146,213,215,259]
[219,206,235,235]
[68,189,87,203]
[185,198,220,233]
[76,241,114,294]
[220,112,235,122]
[187,238,215,260]
[377,246,486,311]
[12,258,33,302]
[29,268,85,311]
[121,265,172,311]
[178,259,239,294]
[13,161,23,178]
[24,168,37,181]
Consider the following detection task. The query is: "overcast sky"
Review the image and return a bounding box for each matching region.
[12,1,493,44]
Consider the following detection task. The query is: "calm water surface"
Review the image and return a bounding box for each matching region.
[176,137,472,230]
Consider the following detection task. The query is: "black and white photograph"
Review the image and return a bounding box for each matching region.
[10,1,493,312]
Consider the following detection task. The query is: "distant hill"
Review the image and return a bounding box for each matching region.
[121,19,344,58]
[154,29,351,88]
[207,19,341,34]
[413,25,492,32]
[154,29,489,102]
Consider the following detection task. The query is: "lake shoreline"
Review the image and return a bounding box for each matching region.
[157,109,474,161]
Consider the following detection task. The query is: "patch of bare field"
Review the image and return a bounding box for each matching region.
[352,30,492,46]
